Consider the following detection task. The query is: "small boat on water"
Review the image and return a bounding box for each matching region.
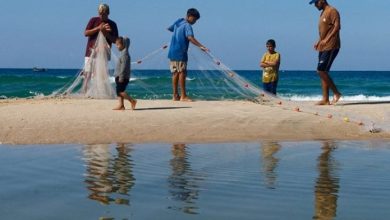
[32,67,47,72]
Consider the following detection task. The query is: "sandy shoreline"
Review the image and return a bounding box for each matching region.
[0,98,389,145]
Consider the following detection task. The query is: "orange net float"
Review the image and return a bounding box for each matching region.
[228,72,235,77]
[314,112,319,116]
[277,101,282,105]
[294,107,300,112]
[327,114,333,119]
[244,84,249,88]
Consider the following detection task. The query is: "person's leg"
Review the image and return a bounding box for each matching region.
[113,96,125,110]
[113,78,126,110]
[317,71,331,105]
[172,72,180,100]
[122,92,137,110]
[179,71,191,101]
[271,80,278,95]
[263,82,272,94]
[82,57,92,94]
[328,76,341,104]
[170,61,181,101]
[319,49,341,105]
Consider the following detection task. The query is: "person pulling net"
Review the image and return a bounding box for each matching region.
[53,32,115,99]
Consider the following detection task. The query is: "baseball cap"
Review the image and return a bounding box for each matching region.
[309,0,319,4]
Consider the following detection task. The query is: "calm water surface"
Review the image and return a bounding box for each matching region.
[0,141,389,220]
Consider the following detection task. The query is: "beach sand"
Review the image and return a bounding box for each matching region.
[0,98,389,145]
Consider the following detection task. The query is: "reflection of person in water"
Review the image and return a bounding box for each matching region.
[260,141,281,189]
[168,143,202,214]
[112,143,136,205]
[84,144,112,204]
[83,143,135,206]
[313,141,339,220]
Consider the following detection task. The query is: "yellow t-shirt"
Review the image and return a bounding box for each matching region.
[261,52,280,83]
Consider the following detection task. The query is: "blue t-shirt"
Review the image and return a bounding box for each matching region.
[168,18,194,62]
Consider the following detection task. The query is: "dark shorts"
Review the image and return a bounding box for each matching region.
[317,49,339,72]
[115,77,129,96]
[263,80,278,95]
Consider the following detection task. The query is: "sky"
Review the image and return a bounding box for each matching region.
[1,0,390,71]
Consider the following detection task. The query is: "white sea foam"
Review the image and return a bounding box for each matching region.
[281,94,390,102]
[29,91,45,98]
[109,76,139,82]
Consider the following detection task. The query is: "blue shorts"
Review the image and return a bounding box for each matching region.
[317,49,339,72]
[115,77,129,96]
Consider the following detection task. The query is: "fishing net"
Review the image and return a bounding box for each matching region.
[50,33,387,132]
[53,32,115,99]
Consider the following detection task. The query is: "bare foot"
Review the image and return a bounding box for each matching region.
[315,100,330,105]
[331,94,341,105]
[130,100,137,110]
[180,97,193,102]
[173,95,181,101]
[113,106,125,110]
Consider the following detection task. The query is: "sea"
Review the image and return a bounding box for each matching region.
[1,68,389,101]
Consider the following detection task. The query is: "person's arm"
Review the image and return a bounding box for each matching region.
[167,24,174,32]
[85,25,100,36]
[260,54,268,68]
[188,36,208,51]
[260,55,276,68]
[84,20,117,43]
[260,54,280,68]
[104,22,118,44]
[267,56,280,67]
[117,56,126,82]
[260,62,271,68]
[85,18,103,37]
[274,54,281,71]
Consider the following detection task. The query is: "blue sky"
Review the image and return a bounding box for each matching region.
[1,0,389,70]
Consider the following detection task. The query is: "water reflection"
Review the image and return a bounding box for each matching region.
[83,144,135,205]
[313,141,340,220]
[167,143,203,214]
[260,141,281,189]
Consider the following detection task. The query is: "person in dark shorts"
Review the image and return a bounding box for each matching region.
[113,36,137,110]
[260,39,281,95]
[310,0,342,105]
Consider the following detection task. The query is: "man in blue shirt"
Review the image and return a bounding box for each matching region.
[168,8,208,101]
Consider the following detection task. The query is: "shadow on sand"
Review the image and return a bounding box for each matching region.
[134,106,192,111]
[338,101,390,106]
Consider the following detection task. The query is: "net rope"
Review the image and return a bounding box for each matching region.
[50,33,387,133]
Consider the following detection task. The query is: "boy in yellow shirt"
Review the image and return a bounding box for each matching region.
[260,39,281,95]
